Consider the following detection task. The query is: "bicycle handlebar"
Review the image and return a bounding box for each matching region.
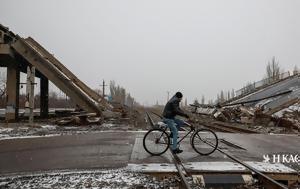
[183,121,192,127]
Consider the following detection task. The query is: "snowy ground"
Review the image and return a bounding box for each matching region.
[0,169,178,189]
[0,122,138,140]
[0,169,291,189]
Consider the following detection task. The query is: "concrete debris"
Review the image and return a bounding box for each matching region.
[102,110,122,119]
[213,106,255,124]
[221,106,299,131]
[55,113,103,126]
[191,102,300,133]
[51,103,146,130]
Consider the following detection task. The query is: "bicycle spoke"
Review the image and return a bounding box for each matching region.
[143,129,170,156]
[192,129,218,155]
[196,133,216,147]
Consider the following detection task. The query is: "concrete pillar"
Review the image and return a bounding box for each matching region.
[40,74,48,118]
[15,68,20,119]
[24,66,36,124]
[5,64,19,121]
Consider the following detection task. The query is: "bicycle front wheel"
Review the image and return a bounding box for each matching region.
[143,128,170,156]
[191,129,218,155]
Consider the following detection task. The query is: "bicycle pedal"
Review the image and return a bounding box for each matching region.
[172,148,183,154]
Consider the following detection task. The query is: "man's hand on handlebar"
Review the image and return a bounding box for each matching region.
[184,114,190,119]
[183,117,196,130]
[189,124,195,130]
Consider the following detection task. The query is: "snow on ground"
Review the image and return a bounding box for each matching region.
[0,169,173,189]
[0,122,132,140]
[0,128,13,132]
[40,125,57,130]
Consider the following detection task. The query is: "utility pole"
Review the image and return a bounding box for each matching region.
[100,80,107,98]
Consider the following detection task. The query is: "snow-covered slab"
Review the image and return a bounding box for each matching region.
[40,125,57,130]
[130,138,173,162]
[127,163,177,173]
[128,162,297,174]
[184,162,246,172]
[245,161,297,173]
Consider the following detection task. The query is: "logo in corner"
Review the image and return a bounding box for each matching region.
[263,154,270,163]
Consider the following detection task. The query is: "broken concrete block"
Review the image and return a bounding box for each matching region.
[103,110,122,119]
[241,117,254,124]
[240,107,254,116]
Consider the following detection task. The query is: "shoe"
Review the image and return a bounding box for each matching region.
[172,148,183,154]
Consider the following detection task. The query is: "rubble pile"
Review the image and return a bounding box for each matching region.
[191,101,300,134]
[54,101,145,129]
[274,103,300,131]
[213,106,255,124]
[55,113,103,126]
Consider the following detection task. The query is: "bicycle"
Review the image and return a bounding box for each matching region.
[143,120,218,156]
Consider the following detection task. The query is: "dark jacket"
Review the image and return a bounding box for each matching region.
[163,95,187,119]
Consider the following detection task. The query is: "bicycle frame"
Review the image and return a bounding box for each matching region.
[160,125,194,145]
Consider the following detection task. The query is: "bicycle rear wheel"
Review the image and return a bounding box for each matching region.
[143,128,170,156]
[191,129,218,155]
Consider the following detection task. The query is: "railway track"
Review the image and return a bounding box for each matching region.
[145,112,289,189]
[200,121,259,133]
[146,112,193,189]
[202,138,289,189]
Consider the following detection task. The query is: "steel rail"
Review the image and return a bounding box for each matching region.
[199,136,289,189]
[147,111,288,189]
[218,149,288,189]
[145,111,192,189]
[200,121,259,133]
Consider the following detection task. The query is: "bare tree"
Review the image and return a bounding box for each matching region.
[227,91,230,100]
[243,82,255,94]
[193,98,200,105]
[201,95,205,104]
[220,90,225,103]
[0,70,6,98]
[109,80,137,106]
[266,57,281,82]
[293,65,299,75]
[231,89,235,99]
[0,70,6,108]
[126,93,134,107]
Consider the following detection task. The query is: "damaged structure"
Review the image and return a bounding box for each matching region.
[191,72,300,132]
[0,24,111,122]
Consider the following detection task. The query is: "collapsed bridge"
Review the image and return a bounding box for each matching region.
[0,24,110,121]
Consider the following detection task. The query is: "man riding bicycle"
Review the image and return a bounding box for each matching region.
[162,92,190,154]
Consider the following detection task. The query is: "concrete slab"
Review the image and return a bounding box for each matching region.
[0,132,136,174]
[130,137,173,163]
[127,161,296,174]
[0,131,299,175]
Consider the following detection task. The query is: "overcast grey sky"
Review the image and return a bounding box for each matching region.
[1,0,299,105]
